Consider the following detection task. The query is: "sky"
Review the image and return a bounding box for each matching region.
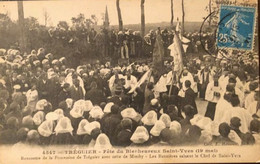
[0,0,209,26]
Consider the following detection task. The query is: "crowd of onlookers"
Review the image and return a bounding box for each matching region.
[0,42,259,148]
[49,26,214,64]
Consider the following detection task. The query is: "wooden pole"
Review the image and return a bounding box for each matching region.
[141,0,145,37]
[17,1,27,53]
[170,0,174,27]
[168,71,175,96]
[181,0,185,36]
[116,0,123,31]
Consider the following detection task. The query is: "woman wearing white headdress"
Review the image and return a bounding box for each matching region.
[103,102,114,114]
[84,121,101,135]
[84,121,101,147]
[89,106,104,121]
[35,99,48,111]
[51,117,75,145]
[76,119,89,144]
[170,121,182,136]
[141,111,157,132]
[121,107,141,122]
[130,126,150,146]
[38,120,55,145]
[150,120,166,138]
[84,100,93,112]
[33,111,45,126]
[159,114,171,128]
[66,98,74,109]
[94,133,112,149]
[54,109,64,120]
[70,101,85,132]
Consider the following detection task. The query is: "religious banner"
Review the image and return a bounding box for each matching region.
[152,33,165,80]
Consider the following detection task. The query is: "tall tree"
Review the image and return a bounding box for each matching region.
[181,0,185,36]
[116,0,123,31]
[141,0,145,37]
[43,8,50,27]
[170,0,174,26]
[17,1,27,52]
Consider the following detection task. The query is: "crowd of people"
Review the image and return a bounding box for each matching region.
[0,43,259,148]
[50,26,213,65]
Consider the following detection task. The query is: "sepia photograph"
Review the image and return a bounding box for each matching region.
[0,0,259,163]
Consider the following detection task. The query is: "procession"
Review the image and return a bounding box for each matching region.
[0,0,259,149]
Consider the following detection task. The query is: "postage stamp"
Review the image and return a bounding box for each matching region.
[217,5,256,50]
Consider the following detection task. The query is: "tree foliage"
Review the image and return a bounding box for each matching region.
[0,13,99,67]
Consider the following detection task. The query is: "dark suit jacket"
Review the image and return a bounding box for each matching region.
[50,132,75,145]
[102,114,122,145]
[116,129,133,147]
[46,79,62,108]
[108,96,122,107]
[184,88,198,114]
[70,86,84,101]
[85,88,106,105]
[58,89,71,103]
[36,79,49,99]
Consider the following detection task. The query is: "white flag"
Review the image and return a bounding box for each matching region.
[128,69,151,94]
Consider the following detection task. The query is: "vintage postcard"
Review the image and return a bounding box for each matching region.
[0,0,259,163]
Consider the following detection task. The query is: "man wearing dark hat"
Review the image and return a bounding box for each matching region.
[182,80,197,114]
[116,118,133,147]
[101,104,122,145]
[36,72,49,100]
[58,83,71,103]
[108,86,123,107]
[85,81,106,106]
[46,73,62,108]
